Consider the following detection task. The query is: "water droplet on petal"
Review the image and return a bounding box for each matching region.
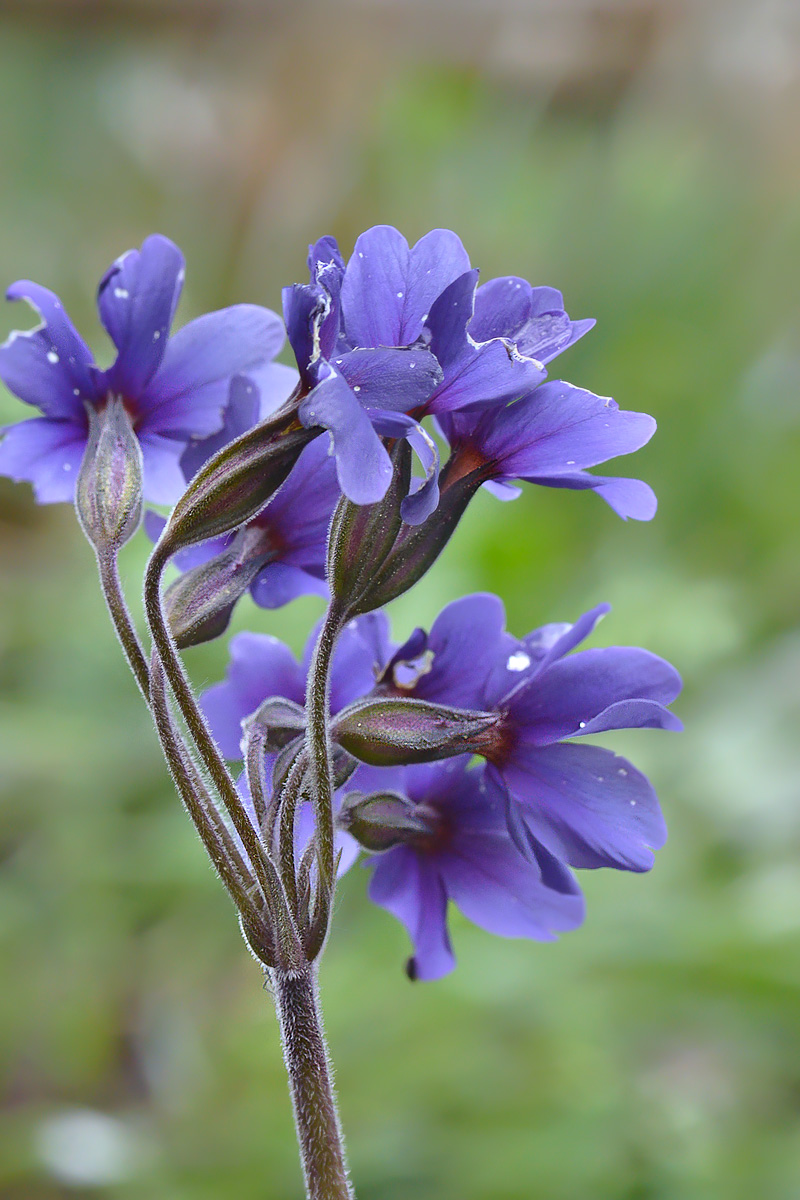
[567,460,575,466]
[618,767,628,777]
[47,350,59,364]
[353,385,361,393]
[113,287,129,299]
[153,330,161,340]
[396,291,404,299]
[629,799,636,806]
[63,462,72,471]
[578,721,586,728]
[506,651,531,671]
[73,388,80,396]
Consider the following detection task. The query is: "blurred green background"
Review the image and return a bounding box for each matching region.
[1,2,799,1197]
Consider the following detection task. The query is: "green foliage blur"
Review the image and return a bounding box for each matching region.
[1,7,799,1198]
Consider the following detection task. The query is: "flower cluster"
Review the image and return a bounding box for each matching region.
[0,225,680,985]
[200,598,679,979]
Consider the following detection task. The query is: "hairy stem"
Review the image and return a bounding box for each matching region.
[150,655,264,925]
[145,543,303,968]
[95,548,150,700]
[304,606,343,904]
[272,967,353,1200]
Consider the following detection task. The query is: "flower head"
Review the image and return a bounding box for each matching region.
[349,757,585,981]
[282,226,596,523]
[380,595,682,873]
[0,234,286,504]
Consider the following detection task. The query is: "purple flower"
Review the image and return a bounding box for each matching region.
[282,227,594,523]
[0,234,286,504]
[483,605,681,872]
[354,758,585,981]
[436,382,658,520]
[146,374,339,609]
[371,594,681,873]
[201,613,394,760]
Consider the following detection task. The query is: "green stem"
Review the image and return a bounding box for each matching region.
[272,966,354,1200]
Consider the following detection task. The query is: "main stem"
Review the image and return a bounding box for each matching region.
[272,967,353,1200]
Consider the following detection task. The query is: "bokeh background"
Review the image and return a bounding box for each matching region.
[1,1,799,1196]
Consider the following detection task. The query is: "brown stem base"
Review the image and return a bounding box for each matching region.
[272,968,354,1200]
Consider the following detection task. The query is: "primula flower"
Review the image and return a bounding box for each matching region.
[436,381,658,520]
[147,374,339,609]
[0,234,286,504]
[201,613,393,760]
[381,594,682,873]
[283,226,594,522]
[350,757,585,981]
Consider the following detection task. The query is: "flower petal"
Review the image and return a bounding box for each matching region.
[0,282,96,418]
[337,346,442,412]
[250,562,328,609]
[298,369,392,505]
[399,593,507,709]
[139,305,285,440]
[0,416,85,502]
[200,632,305,759]
[477,382,657,475]
[138,432,189,505]
[440,829,585,940]
[365,407,441,525]
[179,374,261,482]
[429,336,547,415]
[506,646,682,744]
[98,234,185,395]
[501,742,667,872]
[368,845,455,981]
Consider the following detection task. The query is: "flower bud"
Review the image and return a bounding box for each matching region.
[157,383,313,557]
[326,440,411,615]
[338,789,438,852]
[75,398,143,552]
[348,472,476,615]
[331,695,499,767]
[243,696,307,753]
[163,526,273,649]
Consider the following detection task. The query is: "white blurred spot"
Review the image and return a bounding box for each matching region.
[113,287,129,299]
[35,1109,142,1187]
[46,350,59,364]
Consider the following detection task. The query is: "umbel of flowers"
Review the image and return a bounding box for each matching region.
[0,227,680,1200]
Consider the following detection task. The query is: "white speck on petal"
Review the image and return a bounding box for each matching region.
[113,287,129,299]
[358,251,364,258]
[396,291,403,298]
[353,385,361,392]
[618,767,628,777]
[73,388,80,396]
[47,350,59,364]
[506,651,531,671]
[567,460,575,466]
[409,361,416,369]
[579,721,586,728]
[62,463,72,471]
[153,330,161,340]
